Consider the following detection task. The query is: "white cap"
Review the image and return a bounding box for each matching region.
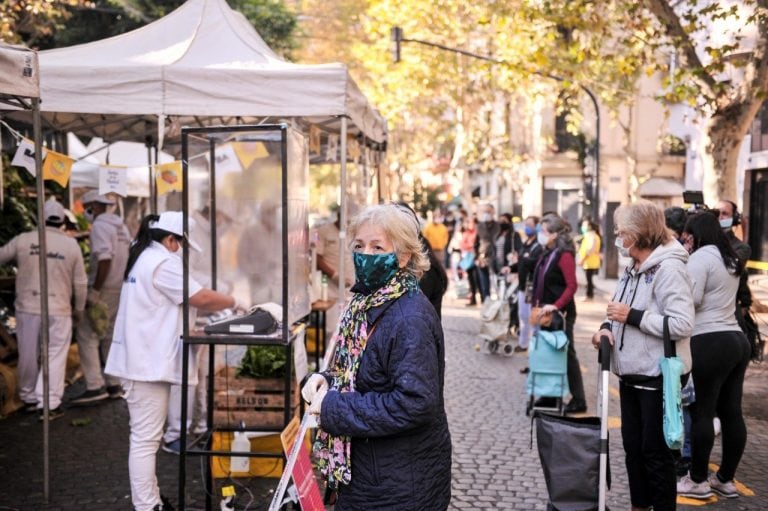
[44,199,66,222]
[81,190,115,205]
[150,211,202,252]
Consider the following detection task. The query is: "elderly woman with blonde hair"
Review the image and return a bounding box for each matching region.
[301,203,452,510]
[592,200,694,511]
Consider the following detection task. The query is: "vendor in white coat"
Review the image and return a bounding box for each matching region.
[105,211,241,511]
[72,190,131,404]
[0,199,87,419]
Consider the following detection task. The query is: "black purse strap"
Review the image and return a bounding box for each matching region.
[663,316,676,358]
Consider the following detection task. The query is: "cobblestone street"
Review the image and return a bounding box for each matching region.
[0,277,766,510]
[442,276,768,511]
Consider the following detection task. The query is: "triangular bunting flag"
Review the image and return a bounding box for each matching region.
[42,150,74,187]
[11,137,46,177]
[309,125,321,155]
[348,138,361,163]
[155,161,183,196]
[212,143,243,175]
[326,135,339,162]
[99,165,128,197]
[232,141,269,170]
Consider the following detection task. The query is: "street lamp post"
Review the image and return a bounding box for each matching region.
[391,26,601,223]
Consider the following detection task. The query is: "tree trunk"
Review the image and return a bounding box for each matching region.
[702,100,763,204]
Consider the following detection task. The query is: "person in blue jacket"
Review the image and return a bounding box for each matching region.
[302,203,452,510]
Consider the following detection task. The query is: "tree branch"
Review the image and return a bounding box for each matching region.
[642,0,719,98]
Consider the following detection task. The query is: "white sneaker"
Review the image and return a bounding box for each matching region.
[708,472,739,498]
[713,417,721,436]
[677,473,713,499]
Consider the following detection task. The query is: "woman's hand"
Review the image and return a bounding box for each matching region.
[308,388,328,416]
[541,304,558,315]
[606,301,630,323]
[591,329,614,349]
[301,373,328,404]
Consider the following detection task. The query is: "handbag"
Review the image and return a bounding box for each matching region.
[459,252,475,270]
[660,316,685,450]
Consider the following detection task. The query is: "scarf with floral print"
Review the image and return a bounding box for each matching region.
[312,269,419,488]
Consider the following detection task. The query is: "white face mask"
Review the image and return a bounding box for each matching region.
[481,213,492,223]
[719,217,733,229]
[537,231,551,247]
[615,236,631,258]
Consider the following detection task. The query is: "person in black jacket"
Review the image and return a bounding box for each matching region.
[301,203,452,510]
[419,235,449,317]
[395,202,448,317]
[513,215,543,357]
[530,214,587,414]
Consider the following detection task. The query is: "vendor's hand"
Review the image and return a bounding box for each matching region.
[308,388,327,416]
[87,288,101,305]
[73,309,85,326]
[301,373,329,404]
[606,301,630,323]
[233,297,250,313]
[591,329,614,349]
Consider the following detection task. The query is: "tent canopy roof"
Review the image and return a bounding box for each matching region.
[29,0,386,144]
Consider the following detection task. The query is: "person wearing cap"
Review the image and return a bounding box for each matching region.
[71,190,131,404]
[104,211,243,511]
[0,199,87,420]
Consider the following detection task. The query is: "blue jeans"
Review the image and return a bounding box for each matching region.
[475,266,491,301]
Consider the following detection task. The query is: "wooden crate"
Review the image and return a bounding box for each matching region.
[213,367,299,429]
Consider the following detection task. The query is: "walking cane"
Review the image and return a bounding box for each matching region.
[597,335,611,511]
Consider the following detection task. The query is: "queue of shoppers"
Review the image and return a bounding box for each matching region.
[2,192,759,511]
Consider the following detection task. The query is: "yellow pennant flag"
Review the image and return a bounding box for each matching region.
[42,150,74,187]
[232,141,269,170]
[155,161,183,196]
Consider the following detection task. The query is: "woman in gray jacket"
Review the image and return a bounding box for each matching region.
[592,201,694,511]
[676,212,750,500]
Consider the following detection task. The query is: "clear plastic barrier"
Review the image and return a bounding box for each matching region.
[180,126,310,327]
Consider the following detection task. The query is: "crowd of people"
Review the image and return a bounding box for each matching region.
[1,193,759,510]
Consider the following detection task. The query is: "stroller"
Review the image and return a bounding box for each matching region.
[526,311,569,416]
[532,335,612,511]
[478,275,518,355]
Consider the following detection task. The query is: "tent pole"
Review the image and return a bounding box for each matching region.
[32,97,51,503]
[338,117,348,306]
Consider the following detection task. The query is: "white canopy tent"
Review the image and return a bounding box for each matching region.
[20,0,388,291]
[0,43,54,502]
[33,0,386,146]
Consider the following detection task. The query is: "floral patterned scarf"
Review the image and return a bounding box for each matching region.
[312,269,419,488]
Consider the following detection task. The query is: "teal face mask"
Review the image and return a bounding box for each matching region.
[353,252,399,292]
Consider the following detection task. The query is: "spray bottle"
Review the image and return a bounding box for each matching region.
[230,431,251,473]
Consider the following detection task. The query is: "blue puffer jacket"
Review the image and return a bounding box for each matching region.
[320,290,452,511]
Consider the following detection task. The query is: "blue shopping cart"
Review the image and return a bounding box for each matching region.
[526,313,569,416]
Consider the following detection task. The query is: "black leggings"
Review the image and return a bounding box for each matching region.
[689,330,751,482]
[620,382,676,510]
[564,313,585,402]
[585,269,597,298]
